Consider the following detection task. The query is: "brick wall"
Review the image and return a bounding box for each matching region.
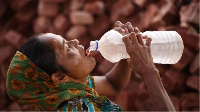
[0,0,199,111]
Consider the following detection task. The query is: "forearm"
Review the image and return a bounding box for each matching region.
[106,59,132,93]
[142,69,176,111]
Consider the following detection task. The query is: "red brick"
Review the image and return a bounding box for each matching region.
[70,0,84,11]
[123,13,143,31]
[41,0,66,2]
[155,64,169,76]
[169,95,180,111]
[180,1,199,27]
[1,63,9,80]
[141,4,158,29]
[190,107,199,111]
[0,79,8,109]
[111,0,134,22]
[119,0,135,17]
[33,16,51,33]
[1,51,15,80]
[177,29,199,51]
[53,14,70,33]
[20,104,34,111]
[77,34,91,49]
[97,59,115,75]
[0,1,6,17]
[70,11,94,25]
[162,69,176,92]
[10,0,30,11]
[38,0,59,17]
[113,90,138,111]
[151,2,178,28]
[134,98,153,111]
[47,26,56,34]
[162,69,187,94]
[14,6,36,22]
[132,0,146,8]
[65,25,87,40]
[126,83,140,110]
[172,47,195,71]
[186,75,199,92]
[181,93,199,111]
[0,97,8,109]
[83,1,104,15]
[4,30,22,48]
[89,15,111,39]
[8,102,22,111]
[190,52,199,74]
[0,45,16,65]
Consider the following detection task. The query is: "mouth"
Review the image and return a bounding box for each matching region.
[85,48,92,57]
[78,45,92,57]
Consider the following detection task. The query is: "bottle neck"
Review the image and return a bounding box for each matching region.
[89,40,99,52]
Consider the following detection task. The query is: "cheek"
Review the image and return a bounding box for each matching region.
[70,61,92,75]
[80,59,96,73]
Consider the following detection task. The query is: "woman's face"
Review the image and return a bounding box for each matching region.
[39,33,96,80]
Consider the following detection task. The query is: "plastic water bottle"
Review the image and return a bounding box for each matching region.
[88,30,184,64]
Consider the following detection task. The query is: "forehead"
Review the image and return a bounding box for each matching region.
[38,33,64,43]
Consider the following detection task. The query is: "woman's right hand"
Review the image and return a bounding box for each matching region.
[122,32,158,78]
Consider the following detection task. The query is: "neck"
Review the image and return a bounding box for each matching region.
[68,75,88,86]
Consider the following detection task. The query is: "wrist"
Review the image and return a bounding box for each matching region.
[141,67,160,79]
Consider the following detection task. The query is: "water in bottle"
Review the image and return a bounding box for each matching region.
[87,30,184,64]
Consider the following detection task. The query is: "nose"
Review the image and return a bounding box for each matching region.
[68,39,79,48]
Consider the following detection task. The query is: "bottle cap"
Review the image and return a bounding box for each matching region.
[89,40,98,52]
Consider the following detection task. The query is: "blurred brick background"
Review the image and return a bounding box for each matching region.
[0,0,199,111]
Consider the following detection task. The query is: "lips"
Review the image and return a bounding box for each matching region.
[78,45,92,57]
[85,49,92,57]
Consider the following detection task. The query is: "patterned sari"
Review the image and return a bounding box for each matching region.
[6,51,124,111]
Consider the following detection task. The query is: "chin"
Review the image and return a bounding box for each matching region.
[91,58,96,69]
[87,56,96,66]
[88,61,96,73]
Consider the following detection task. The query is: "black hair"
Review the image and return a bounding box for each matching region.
[19,34,67,75]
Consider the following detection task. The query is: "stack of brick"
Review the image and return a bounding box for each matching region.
[0,0,199,111]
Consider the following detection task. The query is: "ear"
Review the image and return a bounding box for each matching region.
[51,72,60,83]
[60,76,70,83]
[51,72,69,83]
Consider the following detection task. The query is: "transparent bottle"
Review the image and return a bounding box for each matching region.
[88,30,184,64]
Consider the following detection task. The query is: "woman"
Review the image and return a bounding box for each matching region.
[6,21,175,111]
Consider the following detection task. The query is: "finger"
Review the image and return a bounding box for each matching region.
[121,24,129,34]
[128,32,134,42]
[136,34,145,46]
[142,35,147,39]
[145,36,152,46]
[122,35,133,49]
[134,27,140,34]
[128,32,139,45]
[126,22,134,32]
[114,27,125,33]
[115,21,123,27]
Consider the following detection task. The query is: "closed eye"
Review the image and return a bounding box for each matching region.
[67,45,70,51]
[63,39,70,51]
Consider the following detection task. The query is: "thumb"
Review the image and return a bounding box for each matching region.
[122,36,132,49]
